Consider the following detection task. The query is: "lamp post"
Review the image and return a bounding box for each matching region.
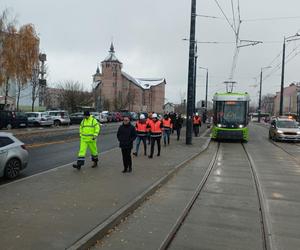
[279,33,300,115]
[199,67,208,108]
[199,67,208,123]
[185,0,197,145]
[258,66,271,123]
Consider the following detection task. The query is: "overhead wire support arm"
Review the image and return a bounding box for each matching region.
[237,40,263,48]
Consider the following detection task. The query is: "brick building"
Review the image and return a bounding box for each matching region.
[273,83,300,115]
[93,43,166,113]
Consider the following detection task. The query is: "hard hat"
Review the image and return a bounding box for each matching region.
[195,112,199,116]
[140,114,145,119]
[152,113,158,118]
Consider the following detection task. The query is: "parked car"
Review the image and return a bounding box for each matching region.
[114,112,123,121]
[130,112,138,121]
[0,132,29,179]
[0,111,28,129]
[269,117,300,142]
[26,112,54,127]
[70,113,84,125]
[91,112,108,123]
[46,110,71,126]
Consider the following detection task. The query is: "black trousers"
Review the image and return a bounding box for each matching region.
[150,137,161,157]
[193,125,200,137]
[121,148,132,170]
[176,128,181,140]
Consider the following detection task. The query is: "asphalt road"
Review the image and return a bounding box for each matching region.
[0,132,119,185]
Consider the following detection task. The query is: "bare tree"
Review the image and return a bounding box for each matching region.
[57,80,93,113]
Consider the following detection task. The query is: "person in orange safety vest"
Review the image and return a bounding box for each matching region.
[162,114,173,146]
[147,113,163,158]
[193,112,202,137]
[133,114,148,156]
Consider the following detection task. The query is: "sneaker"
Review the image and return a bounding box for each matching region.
[122,169,127,173]
[128,168,132,173]
[133,152,137,156]
[157,153,160,157]
[148,155,153,159]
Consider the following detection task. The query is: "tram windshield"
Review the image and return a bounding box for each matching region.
[215,101,247,126]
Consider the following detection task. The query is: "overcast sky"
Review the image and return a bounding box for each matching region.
[1,0,300,105]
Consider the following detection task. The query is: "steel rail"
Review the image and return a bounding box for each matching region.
[159,143,220,250]
[242,143,273,250]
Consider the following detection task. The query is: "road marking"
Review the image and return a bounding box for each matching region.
[27,138,79,149]
[0,147,119,188]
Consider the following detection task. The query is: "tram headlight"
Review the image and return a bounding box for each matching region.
[238,125,244,128]
[217,124,222,128]
[277,130,283,134]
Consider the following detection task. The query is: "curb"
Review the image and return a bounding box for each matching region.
[66,136,211,250]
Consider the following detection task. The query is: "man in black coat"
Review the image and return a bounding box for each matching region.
[117,116,137,173]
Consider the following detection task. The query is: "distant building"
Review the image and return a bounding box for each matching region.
[93,43,166,113]
[163,102,175,113]
[273,83,300,115]
[44,87,64,110]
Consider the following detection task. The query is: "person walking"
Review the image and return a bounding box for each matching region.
[170,112,176,134]
[117,116,137,173]
[73,111,100,170]
[147,113,163,158]
[133,114,148,156]
[162,114,172,146]
[174,113,184,140]
[193,112,202,137]
[146,113,152,145]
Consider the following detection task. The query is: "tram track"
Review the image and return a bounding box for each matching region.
[159,142,271,250]
[268,139,300,164]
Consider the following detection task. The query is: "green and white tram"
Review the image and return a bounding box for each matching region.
[211,92,250,141]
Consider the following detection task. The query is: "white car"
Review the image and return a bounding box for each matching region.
[0,132,29,179]
[26,112,54,127]
[91,112,108,123]
[46,110,71,126]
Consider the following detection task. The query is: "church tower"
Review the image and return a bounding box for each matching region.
[100,43,123,110]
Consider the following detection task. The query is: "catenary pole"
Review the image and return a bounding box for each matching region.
[279,38,286,116]
[186,0,197,145]
[258,69,263,122]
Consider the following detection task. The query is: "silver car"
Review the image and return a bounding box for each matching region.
[269,118,300,141]
[0,132,29,179]
[26,112,54,127]
[46,110,71,126]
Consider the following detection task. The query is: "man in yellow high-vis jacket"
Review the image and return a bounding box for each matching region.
[73,111,100,170]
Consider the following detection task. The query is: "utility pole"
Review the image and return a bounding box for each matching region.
[279,38,286,116]
[186,0,196,145]
[258,66,271,122]
[193,43,198,114]
[258,69,263,123]
[205,69,208,109]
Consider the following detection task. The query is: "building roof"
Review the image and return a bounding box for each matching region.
[102,42,122,63]
[121,71,165,90]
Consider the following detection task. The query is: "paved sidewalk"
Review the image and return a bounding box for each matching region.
[0,127,209,250]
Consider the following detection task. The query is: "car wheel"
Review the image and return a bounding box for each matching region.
[6,123,12,130]
[5,158,21,179]
[54,120,61,127]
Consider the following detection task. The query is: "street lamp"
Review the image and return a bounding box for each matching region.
[199,67,208,110]
[258,66,271,122]
[279,33,300,115]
